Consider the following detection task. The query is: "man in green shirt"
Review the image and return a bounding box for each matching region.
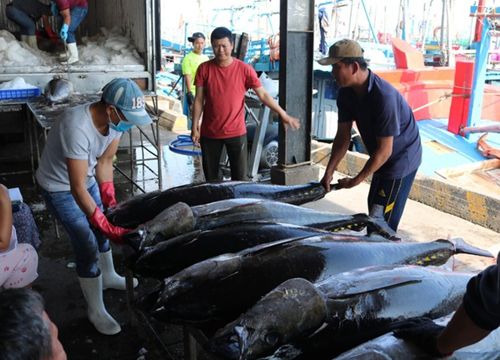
[182,32,209,109]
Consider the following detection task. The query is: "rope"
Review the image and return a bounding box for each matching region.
[412,93,453,112]
[168,135,202,156]
[412,90,500,113]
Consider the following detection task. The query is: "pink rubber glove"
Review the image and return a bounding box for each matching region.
[88,207,130,244]
[99,181,117,209]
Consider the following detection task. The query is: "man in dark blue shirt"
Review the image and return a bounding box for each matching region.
[319,39,422,232]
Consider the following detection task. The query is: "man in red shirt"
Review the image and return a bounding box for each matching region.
[52,0,88,64]
[191,26,300,181]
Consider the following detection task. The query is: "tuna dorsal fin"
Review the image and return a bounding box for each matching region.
[240,235,317,257]
[448,238,494,258]
[324,271,423,298]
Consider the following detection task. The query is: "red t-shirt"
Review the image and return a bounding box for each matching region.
[55,0,88,10]
[195,58,261,139]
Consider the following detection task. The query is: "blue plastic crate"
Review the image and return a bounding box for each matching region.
[0,87,41,100]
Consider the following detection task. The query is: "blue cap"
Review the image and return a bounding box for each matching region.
[102,78,152,126]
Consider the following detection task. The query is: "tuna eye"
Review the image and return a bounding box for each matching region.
[265,332,280,346]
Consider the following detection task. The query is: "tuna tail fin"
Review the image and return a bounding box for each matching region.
[450,238,494,258]
[364,215,397,240]
[122,230,144,253]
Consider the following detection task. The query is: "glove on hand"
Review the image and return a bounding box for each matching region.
[393,317,447,358]
[99,181,117,209]
[59,23,68,42]
[88,207,130,244]
[186,92,195,106]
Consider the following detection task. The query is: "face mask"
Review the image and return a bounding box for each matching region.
[109,107,134,133]
[109,121,134,133]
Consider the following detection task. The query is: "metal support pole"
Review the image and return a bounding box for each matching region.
[183,327,198,360]
[247,104,270,181]
[360,0,379,43]
[272,0,319,185]
[467,17,491,136]
[474,0,486,42]
[439,0,447,65]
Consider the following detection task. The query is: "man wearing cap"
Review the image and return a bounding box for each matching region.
[36,78,152,335]
[191,26,300,181]
[182,32,209,111]
[319,39,422,232]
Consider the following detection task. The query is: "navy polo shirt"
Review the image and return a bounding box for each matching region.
[337,70,422,179]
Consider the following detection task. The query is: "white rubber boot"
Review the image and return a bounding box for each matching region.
[20,35,29,45]
[61,42,78,64]
[78,275,121,335]
[99,249,138,290]
[25,35,38,49]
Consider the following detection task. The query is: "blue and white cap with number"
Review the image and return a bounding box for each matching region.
[102,78,152,126]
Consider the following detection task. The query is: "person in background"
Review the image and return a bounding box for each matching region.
[5,0,58,49]
[52,0,88,64]
[191,26,300,182]
[318,39,422,232]
[318,7,330,55]
[394,252,499,357]
[0,184,38,290]
[181,32,209,115]
[36,78,151,335]
[0,288,66,360]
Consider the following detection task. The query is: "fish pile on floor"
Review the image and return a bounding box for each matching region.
[107,181,498,359]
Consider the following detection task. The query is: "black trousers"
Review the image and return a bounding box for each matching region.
[367,169,418,232]
[200,135,248,182]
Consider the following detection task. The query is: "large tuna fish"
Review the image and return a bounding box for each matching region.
[44,76,73,104]
[334,321,500,360]
[149,238,491,324]
[132,222,389,279]
[210,266,473,359]
[130,198,395,249]
[107,181,328,228]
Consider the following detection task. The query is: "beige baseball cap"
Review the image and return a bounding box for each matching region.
[318,39,365,65]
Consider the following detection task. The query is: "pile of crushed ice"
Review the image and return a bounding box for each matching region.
[0,27,143,67]
[0,30,56,66]
[79,27,143,65]
[0,77,37,90]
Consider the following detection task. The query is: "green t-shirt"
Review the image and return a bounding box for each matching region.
[181,51,209,95]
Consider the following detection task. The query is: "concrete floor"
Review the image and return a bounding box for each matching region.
[2,125,498,359]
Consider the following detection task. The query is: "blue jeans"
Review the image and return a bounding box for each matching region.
[41,182,110,278]
[63,6,88,44]
[5,5,37,35]
[367,169,418,232]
